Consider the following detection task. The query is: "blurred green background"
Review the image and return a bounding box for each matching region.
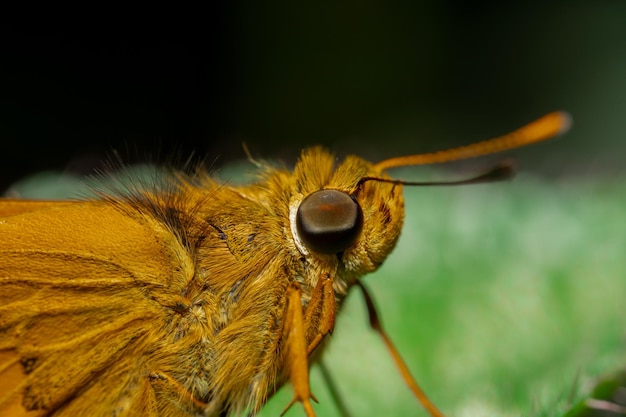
[2,2,625,416]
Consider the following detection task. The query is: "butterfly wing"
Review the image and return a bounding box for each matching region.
[0,200,76,217]
[0,200,191,416]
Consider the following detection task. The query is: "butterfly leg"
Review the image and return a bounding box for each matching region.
[318,360,353,417]
[281,282,317,417]
[304,275,336,355]
[281,276,338,417]
[149,371,208,409]
[355,281,447,417]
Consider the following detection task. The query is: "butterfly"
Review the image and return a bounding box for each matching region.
[0,111,570,416]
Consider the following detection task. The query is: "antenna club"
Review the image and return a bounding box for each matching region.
[373,111,571,171]
[554,111,573,135]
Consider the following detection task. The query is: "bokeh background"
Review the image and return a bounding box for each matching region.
[2,3,625,416]
[2,2,626,185]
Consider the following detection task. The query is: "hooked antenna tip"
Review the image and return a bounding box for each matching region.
[555,111,573,136]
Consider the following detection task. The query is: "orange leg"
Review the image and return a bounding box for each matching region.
[281,283,317,417]
[355,281,447,417]
[281,277,338,416]
[304,276,336,355]
[148,371,208,410]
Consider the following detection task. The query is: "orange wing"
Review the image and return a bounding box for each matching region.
[0,200,194,416]
[0,200,76,217]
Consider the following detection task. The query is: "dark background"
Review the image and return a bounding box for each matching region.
[2,2,625,191]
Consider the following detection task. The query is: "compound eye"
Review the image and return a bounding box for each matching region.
[295,189,363,254]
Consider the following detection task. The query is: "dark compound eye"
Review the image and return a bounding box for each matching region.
[296,189,363,254]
